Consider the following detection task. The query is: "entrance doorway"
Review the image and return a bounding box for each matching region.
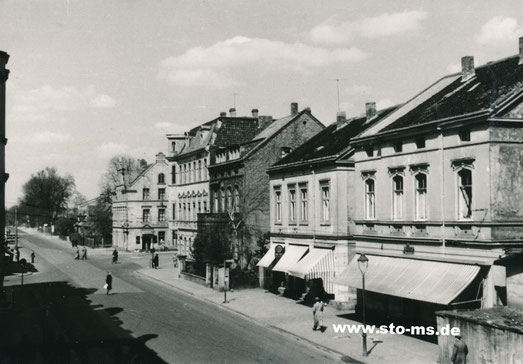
[142,234,157,250]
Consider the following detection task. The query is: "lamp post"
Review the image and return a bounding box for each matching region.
[357,253,369,357]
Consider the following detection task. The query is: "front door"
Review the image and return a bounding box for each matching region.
[142,235,152,250]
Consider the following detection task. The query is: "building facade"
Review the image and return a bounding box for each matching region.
[112,153,170,251]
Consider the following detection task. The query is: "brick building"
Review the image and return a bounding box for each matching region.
[112,153,170,251]
[336,38,523,326]
[261,104,398,303]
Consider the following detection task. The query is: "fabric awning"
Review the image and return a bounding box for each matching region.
[288,248,335,294]
[256,245,276,268]
[272,245,308,273]
[334,255,480,305]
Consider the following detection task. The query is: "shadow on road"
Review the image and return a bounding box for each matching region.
[0,281,167,363]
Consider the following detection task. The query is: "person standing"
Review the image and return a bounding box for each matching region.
[15,247,20,263]
[451,335,469,364]
[105,272,113,295]
[312,297,325,331]
[153,253,159,269]
[30,250,36,263]
[112,248,118,264]
[74,247,80,260]
[81,246,87,260]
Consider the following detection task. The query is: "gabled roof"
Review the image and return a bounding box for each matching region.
[271,106,398,169]
[214,117,260,148]
[379,55,523,133]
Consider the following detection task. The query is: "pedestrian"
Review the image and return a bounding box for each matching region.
[15,247,20,263]
[172,255,178,268]
[451,334,469,364]
[74,247,80,260]
[30,250,36,263]
[105,272,112,295]
[112,248,118,264]
[81,246,87,260]
[153,253,159,269]
[312,297,325,331]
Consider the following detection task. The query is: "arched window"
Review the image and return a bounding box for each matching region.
[220,187,225,213]
[365,179,375,219]
[234,186,240,213]
[158,173,165,184]
[226,187,233,211]
[458,169,472,219]
[198,160,202,181]
[171,165,176,184]
[415,174,427,220]
[392,175,403,219]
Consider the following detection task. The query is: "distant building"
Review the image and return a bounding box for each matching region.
[112,153,170,251]
[340,38,523,326]
[262,103,398,303]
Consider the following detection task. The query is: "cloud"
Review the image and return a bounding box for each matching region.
[96,142,130,159]
[154,121,174,129]
[11,84,117,122]
[474,16,522,46]
[33,131,74,143]
[159,36,367,89]
[377,98,395,109]
[309,10,428,44]
[92,94,117,108]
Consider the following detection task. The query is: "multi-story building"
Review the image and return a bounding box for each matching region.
[112,152,170,251]
[337,39,523,326]
[204,103,325,268]
[166,108,266,259]
[262,104,398,303]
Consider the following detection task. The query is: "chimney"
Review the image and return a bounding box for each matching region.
[290,102,298,115]
[251,108,259,118]
[366,102,377,121]
[519,37,523,65]
[305,107,311,112]
[220,111,227,117]
[258,115,273,130]
[461,56,475,81]
[336,111,347,129]
[229,108,236,117]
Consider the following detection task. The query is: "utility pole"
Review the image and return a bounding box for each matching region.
[14,206,17,249]
[329,78,346,112]
[0,50,10,293]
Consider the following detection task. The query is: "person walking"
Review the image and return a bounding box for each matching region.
[105,272,113,295]
[153,253,159,269]
[15,247,20,263]
[74,247,80,260]
[30,250,36,263]
[451,335,469,364]
[112,248,118,264]
[81,246,87,260]
[312,297,325,331]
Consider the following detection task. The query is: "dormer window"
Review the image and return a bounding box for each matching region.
[281,147,292,158]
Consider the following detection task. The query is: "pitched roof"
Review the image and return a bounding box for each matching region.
[272,106,398,168]
[380,55,523,133]
[214,117,260,148]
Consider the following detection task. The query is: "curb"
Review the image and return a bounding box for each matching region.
[136,269,360,363]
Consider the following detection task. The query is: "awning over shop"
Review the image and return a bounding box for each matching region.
[256,245,276,268]
[334,255,480,305]
[288,248,335,294]
[272,245,308,273]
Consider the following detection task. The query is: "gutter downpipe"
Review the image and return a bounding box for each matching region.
[438,126,446,255]
[311,165,316,246]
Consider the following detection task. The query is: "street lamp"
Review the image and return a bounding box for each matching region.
[357,253,369,357]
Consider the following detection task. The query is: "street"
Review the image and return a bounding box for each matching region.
[2,229,340,363]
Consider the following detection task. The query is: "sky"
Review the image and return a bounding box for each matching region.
[1,0,522,204]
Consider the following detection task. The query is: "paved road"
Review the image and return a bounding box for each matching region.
[6,230,340,363]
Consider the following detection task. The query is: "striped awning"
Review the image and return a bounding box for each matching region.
[256,245,277,268]
[272,245,308,273]
[288,248,335,294]
[334,255,481,305]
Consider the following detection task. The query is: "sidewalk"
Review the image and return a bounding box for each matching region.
[138,267,439,364]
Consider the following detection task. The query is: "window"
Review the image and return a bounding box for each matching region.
[158,173,165,184]
[392,175,404,219]
[158,231,165,244]
[136,236,141,245]
[415,174,427,219]
[275,187,282,223]
[203,159,207,180]
[393,142,403,153]
[220,187,225,213]
[204,200,208,213]
[234,186,240,213]
[192,202,196,219]
[158,208,165,222]
[226,187,233,211]
[142,209,150,222]
[193,162,197,182]
[158,188,166,200]
[321,183,330,222]
[365,147,374,157]
[365,179,375,219]
[213,190,219,213]
[459,130,471,142]
[178,203,182,219]
[416,137,426,149]
[143,188,150,200]
[300,185,308,222]
[183,203,186,220]
[288,186,296,222]
[198,160,202,181]
[172,165,176,184]
[198,201,201,213]
[458,169,472,219]
[172,203,176,219]
[281,147,292,158]
[171,141,176,152]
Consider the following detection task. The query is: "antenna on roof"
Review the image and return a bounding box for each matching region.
[328,78,347,112]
